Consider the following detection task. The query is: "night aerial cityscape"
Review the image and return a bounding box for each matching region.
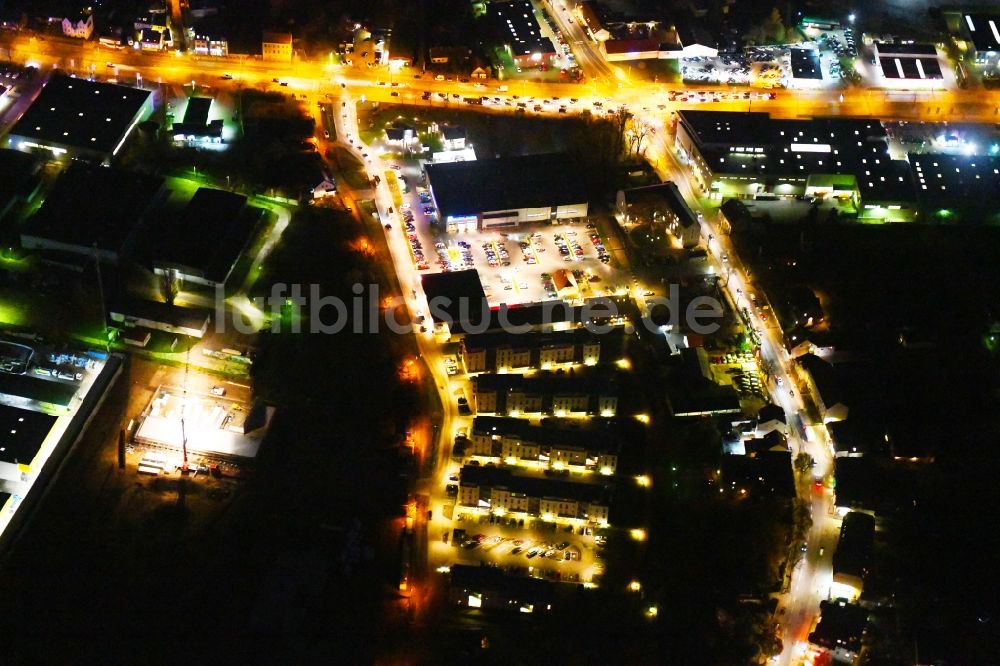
[0,0,998,663]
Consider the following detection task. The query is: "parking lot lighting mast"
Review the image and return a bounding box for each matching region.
[92,243,109,350]
[180,347,189,470]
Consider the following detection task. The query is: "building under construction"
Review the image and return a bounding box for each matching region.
[133,385,274,465]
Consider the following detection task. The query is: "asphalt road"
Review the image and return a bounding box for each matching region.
[3,27,993,661]
[4,32,1000,127]
[647,125,841,665]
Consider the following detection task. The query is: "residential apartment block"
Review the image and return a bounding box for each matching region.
[460,329,607,373]
[471,371,619,416]
[468,416,620,474]
[458,465,611,525]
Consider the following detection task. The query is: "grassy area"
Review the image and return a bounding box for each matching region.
[225,208,278,297]
[356,102,593,159]
[617,58,681,84]
[334,147,371,190]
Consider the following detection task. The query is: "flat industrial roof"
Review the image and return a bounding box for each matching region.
[25,163,164,255]
[603,38,661,55]
[0,149,39,213]
[833,511,875,579]
[172,97,221,138]
[909,153,1000,205]
[109,298,212,333]
[135,388,266,459]
[790,48,822,79]
[426,153,587,219]
[879,56,942,79]
[421,269,489,326]
[150,187,262,283]
[0,404,56,467]
[10,74,152,157]
[963,14,1000,53]
[182,97,212,125]
[874,42,937,57]
[0,373,77,408]
[678,110,914,202]
[488,0,555,57]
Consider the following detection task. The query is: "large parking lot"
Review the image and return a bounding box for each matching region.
[390,161,627,306]
[441,511,603,584]
[681,26,858,89]
[462,224,622,306]
[429,462,606,586]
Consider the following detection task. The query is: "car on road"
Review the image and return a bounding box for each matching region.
[210,386,226,396]
[220,74,233,80]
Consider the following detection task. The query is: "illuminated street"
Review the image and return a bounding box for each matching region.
[1,3,999,663]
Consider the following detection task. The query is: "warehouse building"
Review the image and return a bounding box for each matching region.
[0,405,57,483]
[908,153,1000,216]
[831,510,875,601]
[0,339,123,551]
[109,299,212,339]
[171,96,223,143]
[425,153,588,233]
[674,110,917,220]
[488,0,557,67]
[873,42,944,88]
[959,13,1000,68]
[21,164,166,264]
[148,188,265,289]
[7,74,154,163]
[0,149,42,222]
[789,48,823,87]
